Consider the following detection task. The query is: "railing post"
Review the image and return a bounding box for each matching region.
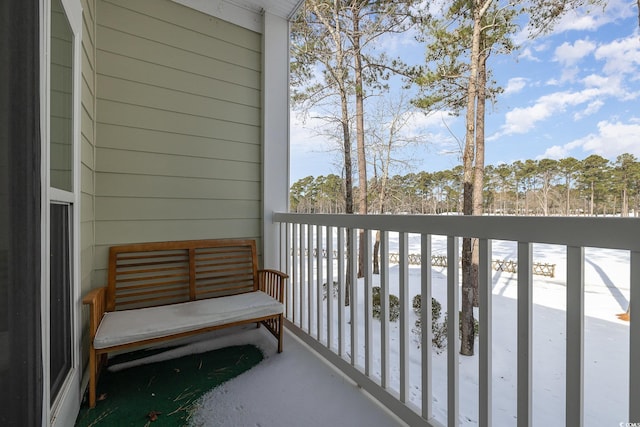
[326,226,334,350]
[399,232,410,403]
[299,224,306,330]
[350,227,358,367]
[316,225,323,342]
[338,227,346,358]
[517,242,532,427]
[364,229,373,376]
[630,250,640,424]
[421,233,433,421]
[307,224,314,334]
[447,236,459,427]
[380,230,390,389]
[479,238,492,427]
[291,223,298,323]
[566,246,584,427]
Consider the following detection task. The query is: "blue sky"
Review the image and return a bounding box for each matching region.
[289,0,640,184]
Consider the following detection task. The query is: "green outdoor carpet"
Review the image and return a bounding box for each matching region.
[74,344,263,427]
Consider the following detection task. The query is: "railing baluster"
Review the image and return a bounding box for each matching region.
[630,250,640,423]
[400,232,410,403]
[299,224,306,330]
[479,238,492,427]
[421,233,433,420]
[381,230,390,389]
[338,227,345,358]
[327,226,334,350]
[447,236,460,427]
[317,225,323,342]
[350,227,358,367]
[308,224,313,334]
[517,242,532,427]
[364,229,373,376]
[292,223,298,324]
[566,245,584,427]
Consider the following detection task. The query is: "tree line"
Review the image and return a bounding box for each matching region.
[290,153,640,217]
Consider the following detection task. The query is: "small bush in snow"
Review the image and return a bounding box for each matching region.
[372,286,400,322]
[322,281,339,300]
[412,295,448,352]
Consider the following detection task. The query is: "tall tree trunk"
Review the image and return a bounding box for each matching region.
[590,181,594,216]
[470,49,487,308]
[373,231,380,275]
[341,86,354,306]
[460,0,492,357]
[353,12,368,278]
[566,175,571,215]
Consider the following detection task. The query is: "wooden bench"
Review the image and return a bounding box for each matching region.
[82,239,287,408]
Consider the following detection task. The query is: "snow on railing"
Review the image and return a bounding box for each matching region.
[272,212,640,427]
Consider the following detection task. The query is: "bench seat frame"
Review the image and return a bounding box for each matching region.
[82,239,287,408]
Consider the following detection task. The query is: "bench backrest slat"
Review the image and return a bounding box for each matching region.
[107,239,258,311]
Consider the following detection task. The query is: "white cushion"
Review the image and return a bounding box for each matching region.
[93,291,283,350]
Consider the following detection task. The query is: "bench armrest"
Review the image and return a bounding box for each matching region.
[258,269,288,304]
[82,286,107,342]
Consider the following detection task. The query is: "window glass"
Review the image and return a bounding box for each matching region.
[50,0,73,192]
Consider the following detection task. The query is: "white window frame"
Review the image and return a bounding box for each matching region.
[40,0,83,426]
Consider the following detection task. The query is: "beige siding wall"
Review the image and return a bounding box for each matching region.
[80,0,97,362]
[81,0,96,296]
[94,0,263,282]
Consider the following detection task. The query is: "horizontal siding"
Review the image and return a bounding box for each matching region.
[95,198,260,221]
[94,0,263,255]
[97,50,260,107]
[97,25,260,89]
[98,0,261,70]
[95,219,260,245]
[97,99,260,143]
[96,147,260,181]
[97,74,260,126]
[96,173,260,199]
[80,0,97,367]
[96,123,259,162]
[81,134,94,169]
[104,0,261,51]
[81,0,96,285]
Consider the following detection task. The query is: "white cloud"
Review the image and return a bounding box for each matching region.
[496,88,602,136]
[573,100,604,120]
[495,70,628,138]
[518,47,541,62]
[546,0,635,34]
[594,34,640,76]
[542,119,640,159]
[576,120,640,157]
[289,112,334,153]
[504,77,528,95]
[554,39,596,66]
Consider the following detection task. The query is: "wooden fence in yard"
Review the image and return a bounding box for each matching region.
[301,248,556,278]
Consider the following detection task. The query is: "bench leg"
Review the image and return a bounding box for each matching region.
[277,314,283,353]
[88,347,96,408]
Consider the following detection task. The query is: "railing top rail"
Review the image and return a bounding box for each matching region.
[273,212,640,252]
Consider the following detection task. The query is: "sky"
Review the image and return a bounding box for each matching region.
[289,0,640,184]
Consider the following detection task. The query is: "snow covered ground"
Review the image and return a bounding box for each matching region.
[187,235,631,426]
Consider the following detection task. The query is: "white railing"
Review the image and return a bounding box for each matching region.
[273,213,640,427]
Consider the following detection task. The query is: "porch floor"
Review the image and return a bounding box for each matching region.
[187,325,406,426]
[79,325,405,427]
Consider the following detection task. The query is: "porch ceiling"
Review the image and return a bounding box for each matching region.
[227,0,304,20]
